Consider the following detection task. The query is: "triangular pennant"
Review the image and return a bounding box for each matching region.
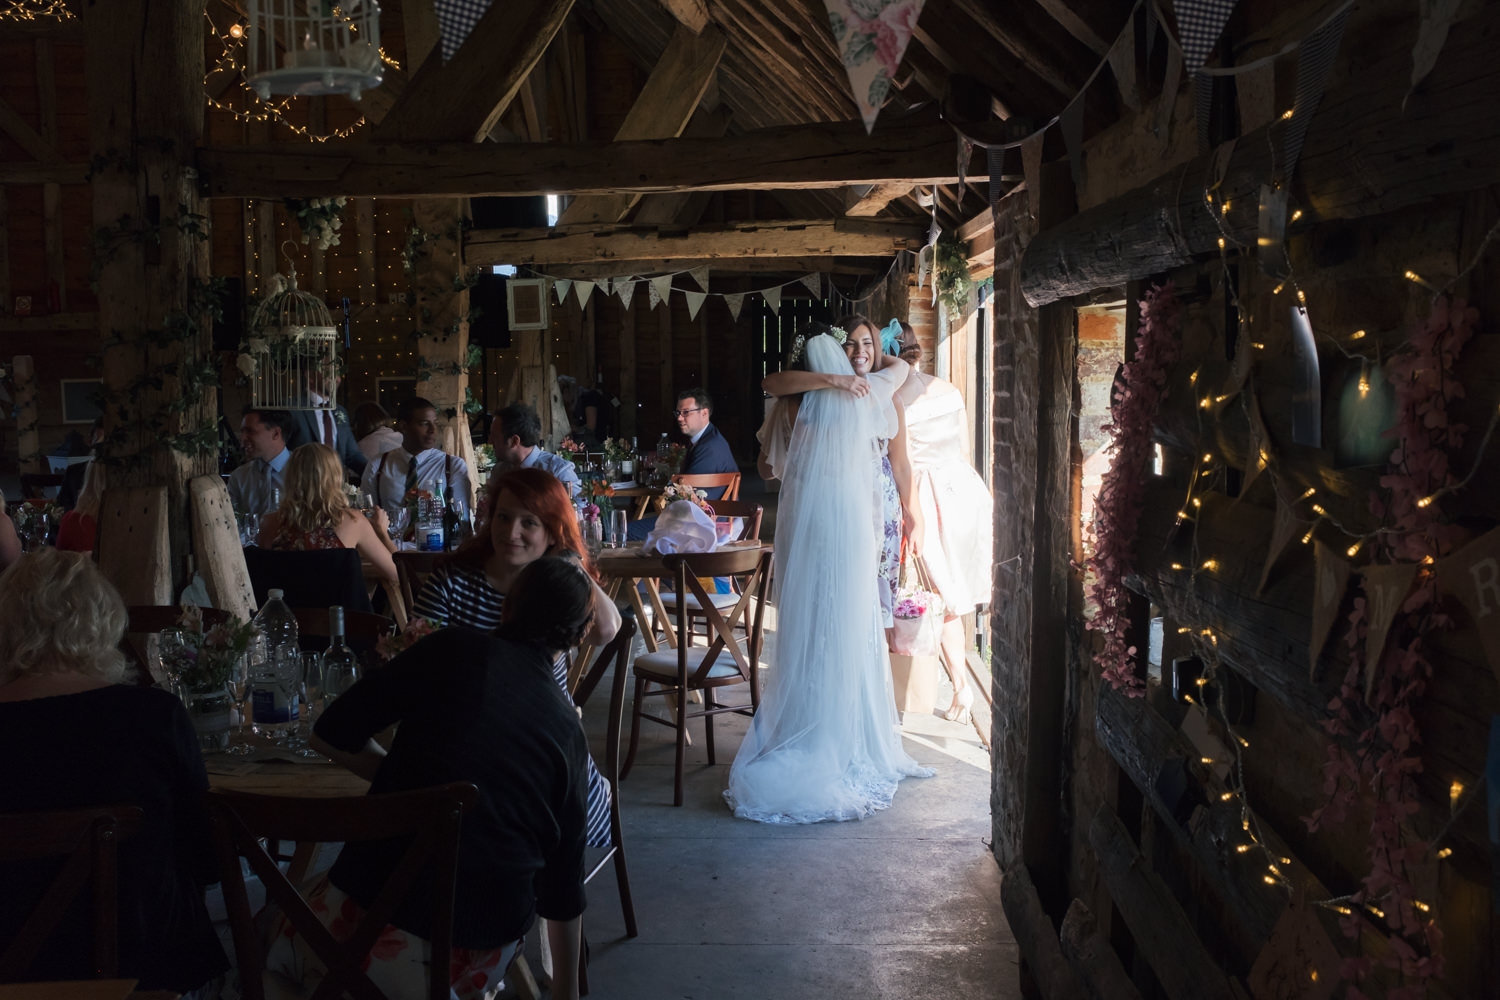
[1145,0,1158,63]
[1248,889,1340,1000]
[1310,541,1352,679]
[956,135,973,191]
[1242,388,1270,495]
[1361,562,1420,703]
[553,278,572,305]
[689,266,711,291]
[1059,99,1086,192]
[1435,525,1500,689]
[1172,0,1239,73]
[987,144,1007,210]
[617,279,635,308]
[723,292,746,322]
[798,273,821,297]
[1156,45,1183,139]
[1193,71,1215,154]
[649,274,673,310]
[434,0,495,61]
[1108,24,1140,112]
[1237,61,1277,132]
[1257,492,1301,595]
[599,276,612,297]
[684,290,708,321]
[762,285,784,316]
[574,280,595,309]
[1283,6,1349,180]
[1409,0,1462,106]
[1021,132,1044,223]
[821,0,929,133]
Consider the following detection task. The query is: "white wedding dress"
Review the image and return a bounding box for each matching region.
[725,334,933,824]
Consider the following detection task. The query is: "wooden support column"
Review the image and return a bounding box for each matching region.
[12,356,39,474]
[36,37,65,311]
[409,199,475,512]
[86,0,213,604]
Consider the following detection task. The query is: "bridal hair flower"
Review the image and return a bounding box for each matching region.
[787,334,808,365]
[827,326,848,345]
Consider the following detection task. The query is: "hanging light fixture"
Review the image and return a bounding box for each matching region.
[246,0,383,102]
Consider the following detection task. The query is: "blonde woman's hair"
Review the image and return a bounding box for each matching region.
[0,548,127,684]
[277,443,350,536]
[74,460,107,520]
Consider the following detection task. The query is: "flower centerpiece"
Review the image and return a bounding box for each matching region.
[557,436,584,466]
[376,617,442,662]
[578,478,615,521]
[163,608,259,694]
[653,481,713,516]
[660,441,687,475]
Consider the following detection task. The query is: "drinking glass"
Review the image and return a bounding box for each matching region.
[354,490,375,513]
[608,509,628,549]
[387,507,410,544]
[156,628,187,694]
[223,652,255,756]
[289,652,324,757]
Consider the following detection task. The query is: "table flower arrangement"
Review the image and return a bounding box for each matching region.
[578,478,615,520]
[557,436,584,465]
[165,608,258,693]
[653,481,713,516]
[602,437,633,466]
[376,616,442,662]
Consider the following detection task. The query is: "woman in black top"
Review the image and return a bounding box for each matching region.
[0,548,226,995]
[298,556,594,1000]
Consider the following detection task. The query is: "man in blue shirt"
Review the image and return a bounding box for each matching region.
[227,407,291,517]
[627,388,738,541]
[491,403,581,498]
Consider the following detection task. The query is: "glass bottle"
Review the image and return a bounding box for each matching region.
[444,492,472,551]
[250,589,300,737]
[321,606,360,700]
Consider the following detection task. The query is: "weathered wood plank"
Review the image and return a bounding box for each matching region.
[97,485,173,606]
[630,105,732,227]
[0,162,87,184]
[189,475,254,619]
[1059,899,1143,1000]
[197,119,980,199]
[844,182,914,217]
[1020,2,1500,305]
[999,865,1088,999]
[12,356,39,475]
[465,219,927,266]
[658,0,708,34]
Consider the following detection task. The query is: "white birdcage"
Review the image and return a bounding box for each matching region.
[247,269,340,412]
[246,0,383,102]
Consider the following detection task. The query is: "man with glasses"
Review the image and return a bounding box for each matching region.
[628,388,739,541]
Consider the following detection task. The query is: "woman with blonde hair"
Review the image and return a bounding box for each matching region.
[258,443,398,588]
[56,459,105,552]
[0,548,227,994]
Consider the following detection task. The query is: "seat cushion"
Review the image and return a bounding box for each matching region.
[634,648,745,681]
[662,590,742,613]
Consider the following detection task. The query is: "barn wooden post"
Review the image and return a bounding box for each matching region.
[84,0,215,605]
[11,356,39,476]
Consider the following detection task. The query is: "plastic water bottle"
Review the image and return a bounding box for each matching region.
[250,589,300,737]
[321,606,360,699]
[417,477,445,552]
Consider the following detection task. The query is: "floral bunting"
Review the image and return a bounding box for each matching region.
[819,0,927,133]
[1309,541,1350,679]
[689,265,711,291]
[1360,563,1420,703]
[553,278,572,305]
[1435,526,1500,688]
[798,273,821,297]
[616,279,635,308]
[1257,492,1301,595]
[1409,0,1462,104]
[1108,24,1141,111]
[684,290,708,321]
[648,274,673,310]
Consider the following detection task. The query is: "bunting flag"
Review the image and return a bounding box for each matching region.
[1247,890,1340,1000]
[1021,132,1045,222]
[599,276,613,297]
[553,278,572,305]
[798,273,821,297]
[1257,492,1301,595]
[684,290,708,321]
[1193,71,1215,153]
[434,0,495,61]
[820,0,928,133]
[1257,182,1291,276]
[616,279,635,308]
[1409,0,1462,105]
[648,274,673,310]
[1361,562,1420,703]
[1144,0,1158,63]
[1309,541,1351,679]
[1059,99,1086,192]
[1283,6,1349,180]
[573,280,595,309]
[1180,705,1232,782]
[723,292,746,322]
[987,145,1007,210]
[1108,23,1141,112]
[762,285,784,316]
[1173,0,1239,73]
[1156,45,1183,139]
[956,135,973,192]
[1241,388,1270,496]
[1435,525,1500,688]
[689,266,711,291]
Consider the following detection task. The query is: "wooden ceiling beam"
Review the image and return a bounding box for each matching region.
[558,22,726,225]
[465,218,928,266]
[944,0,1094,103]
[658,0,710,34]
[629,104,733,226]
[373,0,574,142]
[198,118,980,199]
[844,182,915,217]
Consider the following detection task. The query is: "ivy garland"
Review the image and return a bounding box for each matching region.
[934,230,974,315]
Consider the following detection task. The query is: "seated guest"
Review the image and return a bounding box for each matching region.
[628,387,740,541]
[352,400,403,464]
[56,415,103,510]
[55,459,105,552]
[359,396,473,526]
[0,549,227,994]
[282,369,368,477]
[259,443,397,589]
[414,467,620,848]
[491,402,580,497]
[227,406,291,519]
[294,556,594,1000]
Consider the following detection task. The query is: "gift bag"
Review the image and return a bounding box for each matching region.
[889,558,943,657]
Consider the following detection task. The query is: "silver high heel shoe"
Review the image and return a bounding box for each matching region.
[944,685,973,725]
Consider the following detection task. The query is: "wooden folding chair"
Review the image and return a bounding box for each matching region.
[121,605,231,686]
[394,550,444,620]
[207,782,478,1000]
[621,547,772,806]
[0,804,143,981]
[672,471,741,501]
[652,502,764,643]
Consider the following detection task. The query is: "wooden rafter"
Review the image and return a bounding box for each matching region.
[658,0,709,34]
[374,0,574,142]
[464,218,928,266]
[844,182,915,217]
[630,104,733,227]
[198,118,979,199]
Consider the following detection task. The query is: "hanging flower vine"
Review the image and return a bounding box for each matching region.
[1086,282,1182,694]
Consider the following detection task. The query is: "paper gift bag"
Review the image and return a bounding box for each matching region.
[890,653,940,716]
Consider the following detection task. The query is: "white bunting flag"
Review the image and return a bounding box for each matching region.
[1108,24,1140,111]
[573,280,595,309]
[649,274,674,310]
[684,290,708,321]
[689,266,711,291]
[617,279,635,308]
[1021,132,1045,222]
[724,292,746,322]
[762,285,783,316]
[798,273,821,297]
[599,277,612,297]
[553,278,572,305]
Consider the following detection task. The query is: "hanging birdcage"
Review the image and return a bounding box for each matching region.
[247,268,340,412]
[246,0,383,102]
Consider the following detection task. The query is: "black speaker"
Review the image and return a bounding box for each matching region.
[470,196,548,230]
[469,273,510,349]
[214,276,245,351]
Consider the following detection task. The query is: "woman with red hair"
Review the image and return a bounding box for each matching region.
[413,466,620,846]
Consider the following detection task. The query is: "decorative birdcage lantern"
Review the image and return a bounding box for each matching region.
[246,0,383,102]
[246,267,340,412]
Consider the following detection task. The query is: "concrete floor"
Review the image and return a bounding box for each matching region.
[553,604,1021,1000]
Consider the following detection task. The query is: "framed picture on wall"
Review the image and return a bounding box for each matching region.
[507,278,549,330]
[60,379,104,424]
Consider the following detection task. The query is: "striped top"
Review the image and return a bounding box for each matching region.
[412,561,610,846]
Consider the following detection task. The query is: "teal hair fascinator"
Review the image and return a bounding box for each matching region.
[880,318,903,355]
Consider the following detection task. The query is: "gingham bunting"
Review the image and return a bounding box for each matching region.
[1172,0,1238,73]
[1283,6,1349,179]
[434,0,494,62]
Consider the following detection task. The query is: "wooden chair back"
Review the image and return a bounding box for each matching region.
[393,550,444,619]
[672,471,740,501]
[242,547,374,615]
[121,605,232,686]
[663,548,770,687]
[0,804,142,981]
[207,782,478,1000]
[701,499,763,542]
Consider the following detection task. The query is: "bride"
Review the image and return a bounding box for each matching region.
[724,327,933,824]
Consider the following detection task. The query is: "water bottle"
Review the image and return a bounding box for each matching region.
[250,589,300,737]
[416,476,444,552]
[321,606,360,699]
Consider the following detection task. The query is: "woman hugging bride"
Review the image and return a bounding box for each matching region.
[724,318,933,825]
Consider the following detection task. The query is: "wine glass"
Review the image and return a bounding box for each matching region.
[387,507,410,545]
[223,652,255,756]
[290,652,324,757]
[156,628,187,695]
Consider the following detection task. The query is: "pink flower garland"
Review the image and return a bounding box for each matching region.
[1087,283,1182,694]
[1307,296,1477,999]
